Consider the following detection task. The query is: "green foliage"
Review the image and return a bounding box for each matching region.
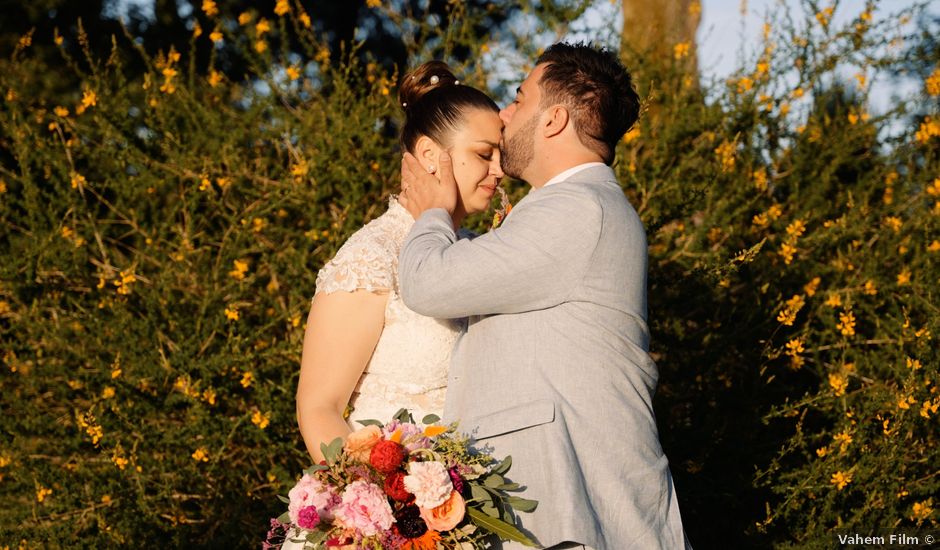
[0,1,937,548]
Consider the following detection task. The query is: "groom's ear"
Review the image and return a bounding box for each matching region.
[542,105,569,139]
[413,135,441,173]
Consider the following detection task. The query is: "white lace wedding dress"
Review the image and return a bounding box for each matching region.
[312,196,464,427]
[280,197,463,549]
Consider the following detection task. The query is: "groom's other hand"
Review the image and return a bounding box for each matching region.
[400,150,457,219]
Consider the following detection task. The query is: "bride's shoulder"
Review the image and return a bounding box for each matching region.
[313,199,407,296]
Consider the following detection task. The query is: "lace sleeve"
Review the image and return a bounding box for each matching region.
[314,230,393,297]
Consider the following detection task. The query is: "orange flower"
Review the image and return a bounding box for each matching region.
[420,490,466,531]
[343,425,382,461]
[399,528,441,550]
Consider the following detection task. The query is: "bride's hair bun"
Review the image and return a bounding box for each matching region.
[398,61,459,112]
[396,60,497,153]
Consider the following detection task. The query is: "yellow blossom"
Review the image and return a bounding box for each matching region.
[854,72,866,88]
[912,499,934,523]
[0,179,6,194]
[907,357,922,371]
[275,0,290,16]
[255,18,271,35]
[192,447,210,462]
[898,395,914,410]
[201,0,218,17]
[816,446,828,457]
[208,71,223,88]
[36,486,52,502]
[829,373,848,396]
[862,280,877,295]
[81,89,97,109]
[926,68,940,96]
[921,399,939,419]
[916,116,940,144]
[836,310,856,337]
[254,40,267,53]
[54,106,69,117]
[752,213,769,229]
[714,141,735,172]
[216,177,230,188]
[767,204,783,220]
[688,0,701,16]
[830,470,851,490]
[833,430,853,453]
[622,126,640,143]
[673,42,690,60]
[224,306,239,321]
[238,12,252,25]
[251,410,270,429]
[111,450,129,470]
[785,338,804,356]
[928,240,940,253]
[210,29,223,43]
[199,177,211,191]
[792,87,804,99]
[736,77,753,94]
[286,65,301,80]
[803,277,821,296]
[252,217,266,232]
[785,219,806,238]
[896,269,911,286]
[825,293,842,307]
[229,259,249,280]
[752,169,768,192]
[926,178,940,197]
[815,7,834,28]
[202,388,217,405]
[101,386,115,399]
[366,0,381,7]
[240,371,254,388]
[779,242,797,265]
[884,216,902,232]
[299,12,312,28]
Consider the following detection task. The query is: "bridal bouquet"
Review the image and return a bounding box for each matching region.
[266,410,538,549]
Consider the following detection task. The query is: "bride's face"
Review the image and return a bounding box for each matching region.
[447,108,504,216]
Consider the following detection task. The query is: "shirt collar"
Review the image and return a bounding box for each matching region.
[542,162,607,188]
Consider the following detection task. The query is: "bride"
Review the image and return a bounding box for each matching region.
[294,61,504,463]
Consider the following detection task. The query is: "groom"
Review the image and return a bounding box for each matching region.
[398,42,689,549]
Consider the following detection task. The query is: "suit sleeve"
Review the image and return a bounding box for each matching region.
[398,189,602,318]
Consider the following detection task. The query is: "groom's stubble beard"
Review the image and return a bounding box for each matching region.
[500,111,539,180]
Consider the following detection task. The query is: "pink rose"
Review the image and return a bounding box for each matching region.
[288,474,339,524]
[420,490,466,531]
[403,461,452,509]
[333,480,395,536]
[297,505,320,529]
[344,425,383,462]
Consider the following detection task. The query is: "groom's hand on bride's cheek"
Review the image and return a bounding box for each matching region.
[401,151,457,216]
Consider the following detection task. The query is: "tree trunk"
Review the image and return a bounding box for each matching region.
[620,0,701,79]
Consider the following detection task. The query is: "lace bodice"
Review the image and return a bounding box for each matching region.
[314,196,462,426]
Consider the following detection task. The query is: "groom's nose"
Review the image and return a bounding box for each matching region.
[499,104,514,125]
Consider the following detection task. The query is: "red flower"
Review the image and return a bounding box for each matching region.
[384,470,411,502]
[370,440,406,474]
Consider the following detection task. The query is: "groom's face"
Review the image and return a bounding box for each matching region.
[498,64,546,180]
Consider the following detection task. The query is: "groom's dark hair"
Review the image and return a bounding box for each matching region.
[535,42,640,165]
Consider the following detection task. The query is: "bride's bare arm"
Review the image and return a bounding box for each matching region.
[296,289,388,462]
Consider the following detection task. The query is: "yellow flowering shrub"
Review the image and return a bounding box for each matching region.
[0,0,937,547]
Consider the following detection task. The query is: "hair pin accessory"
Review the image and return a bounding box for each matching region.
[429,75,440,85]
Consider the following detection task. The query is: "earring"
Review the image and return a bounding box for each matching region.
[427,165,436,174]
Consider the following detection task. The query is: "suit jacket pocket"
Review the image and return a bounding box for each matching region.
[470,399,555,440]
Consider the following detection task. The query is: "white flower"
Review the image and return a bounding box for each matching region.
[403,461,453,509]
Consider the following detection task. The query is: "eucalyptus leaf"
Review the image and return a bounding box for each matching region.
[321,436,344,464]
[492,456,512,475]
[277,494,290,504]
[484,473,506,488]
[506,495,539,513]
[356,419,383,427]
[393,408,412,423]
[467,507,540,547]
[277,511,290,523]
[303,463,329,475]
[470,483,495,506]
[422,413,441,424]
[497,482,521,491]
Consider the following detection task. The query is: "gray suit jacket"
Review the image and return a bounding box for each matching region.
[399,165,688,549]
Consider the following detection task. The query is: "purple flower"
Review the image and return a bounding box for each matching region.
[448,467,464,494]
[297,505,320,529]
[383,420,431,452]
